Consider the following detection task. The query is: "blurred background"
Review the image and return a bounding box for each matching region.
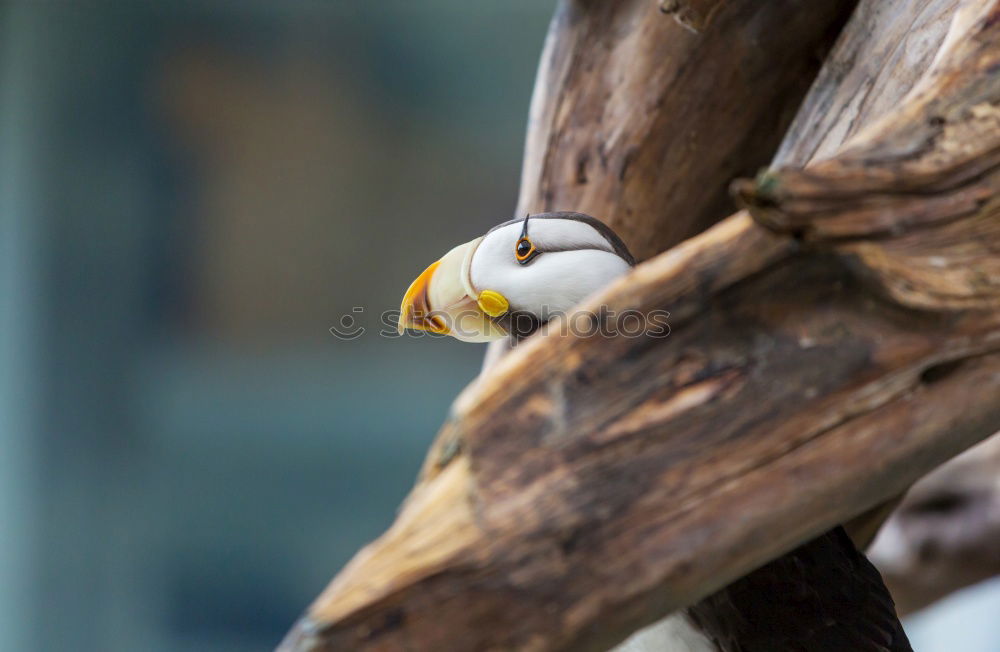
[0,1,997,651]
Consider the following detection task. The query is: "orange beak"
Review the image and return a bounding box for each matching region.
[398,260,450,335]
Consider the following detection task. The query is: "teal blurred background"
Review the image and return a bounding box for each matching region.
[0,2,997,651]
[0,2,554,650]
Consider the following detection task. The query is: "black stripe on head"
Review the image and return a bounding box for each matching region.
[486,212,636,266]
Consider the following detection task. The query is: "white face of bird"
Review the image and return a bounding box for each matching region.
[398,213,634,342]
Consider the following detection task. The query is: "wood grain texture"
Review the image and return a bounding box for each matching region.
[773,0,967,167]
[515,0,858,261]
[278,1,1000,650]
[742,0,1000,607]
[735,0,1000,312]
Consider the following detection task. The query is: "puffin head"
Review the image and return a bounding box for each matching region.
[398,212,635,342]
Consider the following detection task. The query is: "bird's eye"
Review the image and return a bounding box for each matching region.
[515,237,537,264]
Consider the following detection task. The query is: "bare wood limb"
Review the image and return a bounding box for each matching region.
[517,0,859,260]
[287,214,1000,650]
[774,0,968,168]
[747,0,1000,606]
[734,0,1000,312]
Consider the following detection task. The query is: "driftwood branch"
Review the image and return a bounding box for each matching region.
[741,0,1000,609]
[517,0,858,259]
[280,1,1000,649]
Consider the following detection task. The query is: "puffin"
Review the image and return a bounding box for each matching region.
[398,212,912,652]
[399,211,635,344]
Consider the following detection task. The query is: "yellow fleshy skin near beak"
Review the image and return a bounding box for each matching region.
[477,290,509,317]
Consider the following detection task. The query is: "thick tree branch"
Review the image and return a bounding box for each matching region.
[285,210,1000,650]
[773,0,969,168]
[517,0,858,260]
[743,0,1000,610]
[734,1,1000,314]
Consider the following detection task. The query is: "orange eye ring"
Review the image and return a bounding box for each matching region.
[515,236,536,264]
